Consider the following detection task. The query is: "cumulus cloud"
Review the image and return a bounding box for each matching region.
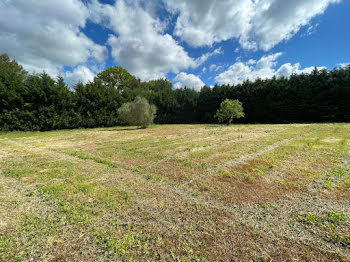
[90,0,218,81]
[164,0,253,47]
[174,72,205,91]
[215,53,325,85]
[275,63,319,77]
[0,0,340,86]
[164,0,340,50]
[63,66,96,86]
[0,0,107,78]
[246,0,341,50]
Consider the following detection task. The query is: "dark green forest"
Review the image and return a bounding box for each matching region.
[1,53,349,131]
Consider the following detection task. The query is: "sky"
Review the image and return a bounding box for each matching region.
[0,0,349,90]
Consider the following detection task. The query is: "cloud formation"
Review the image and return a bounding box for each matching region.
[337,63,350,68]
[246,0,341,50]
[209,64,223,72]
[0,0,107,81]
[0,0,341,86]
[63,65,95,86]
[174,72,205,91]
[215,53,325,85]
[164,0,340,50]
[90,0,218,81]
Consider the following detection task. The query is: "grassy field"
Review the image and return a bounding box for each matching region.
[0,123,350,261]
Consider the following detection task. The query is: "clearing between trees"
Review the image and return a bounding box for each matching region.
[0,124,350,261]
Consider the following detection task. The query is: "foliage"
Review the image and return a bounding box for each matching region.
[1,52,350,131]
[117,96,157,128]
[94,66,139,92]
[215,99,244,124]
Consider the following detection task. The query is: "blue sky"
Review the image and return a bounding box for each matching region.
[0,0,349,90]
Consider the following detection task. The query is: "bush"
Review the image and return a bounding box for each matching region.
[215,99,244,124]
[117,96,157,128]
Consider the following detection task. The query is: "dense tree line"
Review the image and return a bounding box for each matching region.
[0,53,349,131]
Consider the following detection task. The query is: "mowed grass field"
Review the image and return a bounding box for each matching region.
[1,124,350,261]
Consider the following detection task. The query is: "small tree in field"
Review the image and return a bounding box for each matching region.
[117,96,157,128]
[215,99,244,124]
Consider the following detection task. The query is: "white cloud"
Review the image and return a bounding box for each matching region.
[209,64,223,72]
[215,53,326,85]
[174,72,205,91]
[304,22,320,36]
[90,0,216,81]
[275,63,321,77]
[164,0,254,47]
[195,47,223,66]
[0,0,107,78]
[247,59,256,65]
[336,63,350,68]
[64,66,95,86]
[0,0,340,87]
[164,0,340,50]
[246,0,341,50]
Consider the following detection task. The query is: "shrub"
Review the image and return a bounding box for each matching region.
[117,96,157,128]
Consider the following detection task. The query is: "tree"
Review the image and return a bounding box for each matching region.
[94,66,137,92]
[0,53,28,113]
[215,99,244,124]
[1,52,350,131]
[74,80,122,128]
[117,96,157,128]
[146,79,177,123]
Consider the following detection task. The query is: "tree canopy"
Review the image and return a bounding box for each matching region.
[215,99,244,124]
[94,66,138,92]
[1,53,350,131]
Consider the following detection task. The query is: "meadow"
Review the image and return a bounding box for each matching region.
[0,123,350,261]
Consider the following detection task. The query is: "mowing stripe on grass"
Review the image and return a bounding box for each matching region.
[56,149,164,182]
[217,127,320,170]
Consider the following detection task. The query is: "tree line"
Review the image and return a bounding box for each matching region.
[1,53,349,131]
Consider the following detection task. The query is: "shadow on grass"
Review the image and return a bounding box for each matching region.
[101,126,145,132]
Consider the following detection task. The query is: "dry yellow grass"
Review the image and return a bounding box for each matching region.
[0,123,349,261]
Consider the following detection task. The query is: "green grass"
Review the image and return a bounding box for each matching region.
[295,211,350,246]
[0,123,350,261]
